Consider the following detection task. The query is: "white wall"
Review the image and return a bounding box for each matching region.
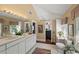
[56,19,62,37]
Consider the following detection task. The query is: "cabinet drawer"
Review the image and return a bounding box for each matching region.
[0,45,5,52]
[7,44,19,54]
[0,50,6,54]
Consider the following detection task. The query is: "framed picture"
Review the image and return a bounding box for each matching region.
[24,22,30,33]
[38,25,43,33]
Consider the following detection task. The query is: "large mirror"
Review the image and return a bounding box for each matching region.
[68,24,74,40]
[24,22,29,32]
[38,25,43,33]
[74,17,79,52]
[24,22,32,33]
[75,17,79,43]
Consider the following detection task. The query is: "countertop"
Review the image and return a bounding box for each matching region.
[0,33,33,46]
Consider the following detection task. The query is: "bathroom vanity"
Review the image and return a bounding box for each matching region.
[0,11,37,54]
[0,34,36,54]
[0,19,37,54]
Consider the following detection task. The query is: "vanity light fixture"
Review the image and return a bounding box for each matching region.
[0,10,26,21]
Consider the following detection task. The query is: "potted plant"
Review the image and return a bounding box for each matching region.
[15,29,23,35]
[58,31,64,37]
[64,44,75,54]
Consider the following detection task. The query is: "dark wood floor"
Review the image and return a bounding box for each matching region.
[46,39,51,44]
[37,40,56,45]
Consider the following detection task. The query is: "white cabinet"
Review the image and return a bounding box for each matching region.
[0,34,36,54]
[6,39,20,54]
[25,35,36,53]
[0,45,6,54]
[25,38,31,53]
[0,51,6,54]
[0,45,5,52]
[7,44,19,54]
[6,37,24,54]
[19,40,26,54]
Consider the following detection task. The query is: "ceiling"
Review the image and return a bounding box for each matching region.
[33,4,72,20]
[0,4,72,21]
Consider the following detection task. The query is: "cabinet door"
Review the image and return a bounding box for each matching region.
[30,35,36,47]
[25,38,31,53]
[0,51,6,54]
[19,40,26,54]
[7,44,19,54]
[29,36,35,48]
[0,45,6,54]
[25,35,36,53]
[33,35,36,45]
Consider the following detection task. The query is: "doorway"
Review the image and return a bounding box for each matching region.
[45,22,51,44]
[32,22,36,34]
[46,30,51,44]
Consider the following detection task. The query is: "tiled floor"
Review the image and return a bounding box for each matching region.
[34,42,79,54]
[35,43,58,54]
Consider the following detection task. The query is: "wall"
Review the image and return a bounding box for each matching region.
[36,20,45,42]
[51,20,56,43]
[62,4,78,24]
[36,19,56,43]
[36,4,79,43]
[61,5,79,45]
